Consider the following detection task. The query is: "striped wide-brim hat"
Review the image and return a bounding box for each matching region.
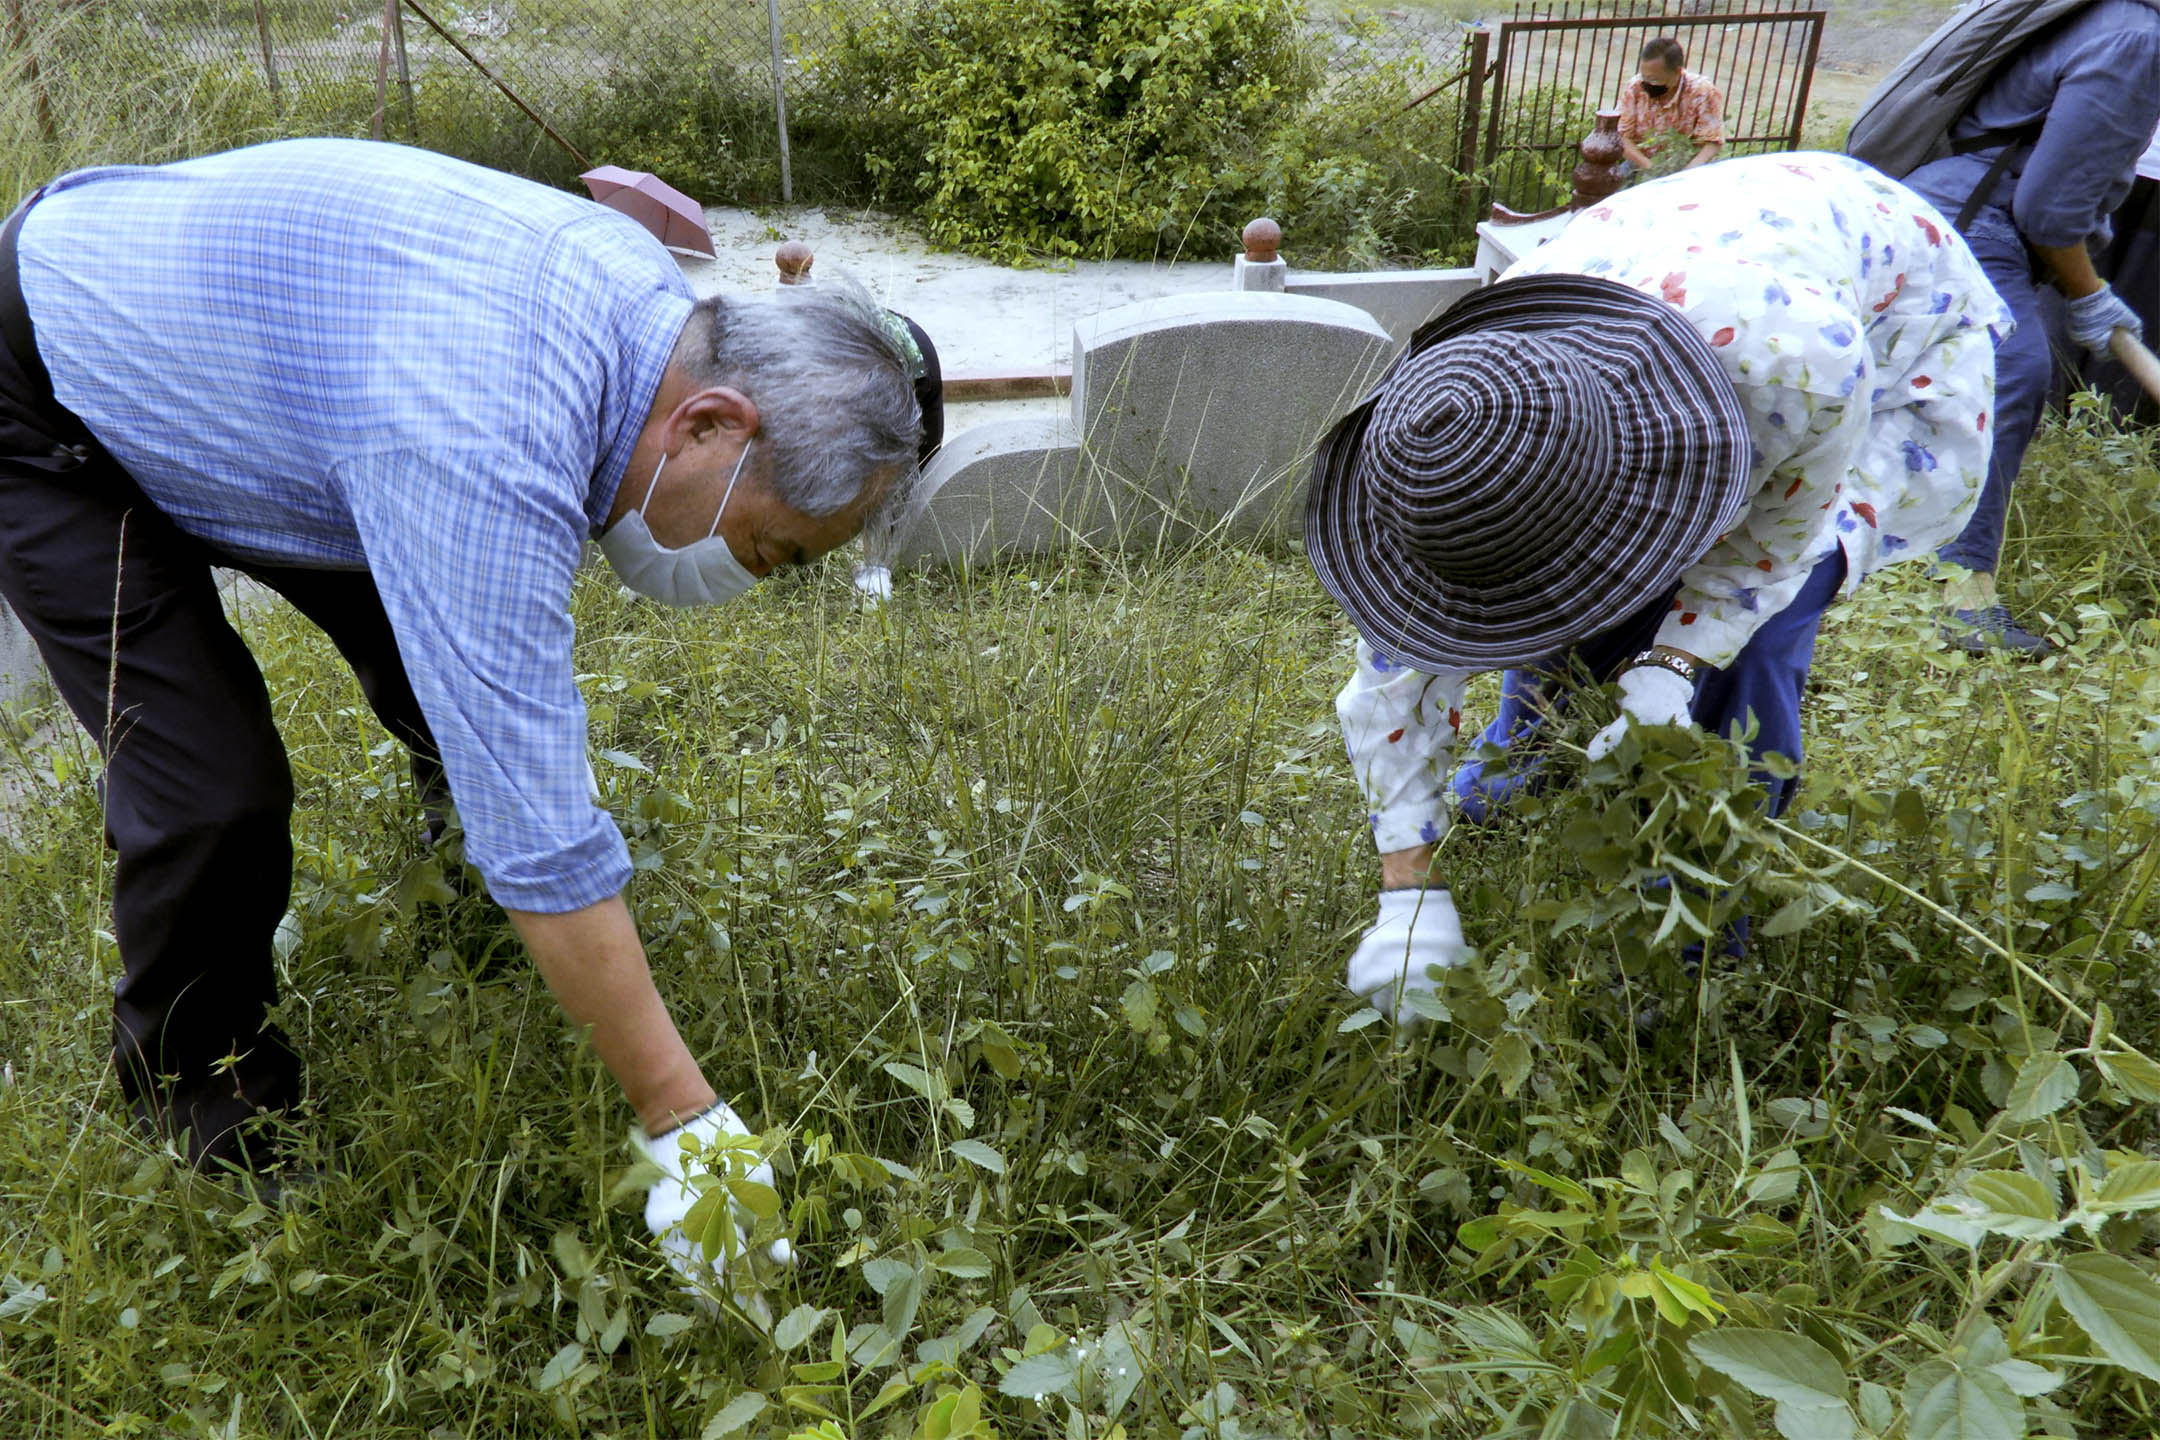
[1305,273,1754,673]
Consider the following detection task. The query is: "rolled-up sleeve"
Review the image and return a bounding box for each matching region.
[1338,641,1472,854]
[2012,21,2160,248]
[1618,84,1647,145]
[1689,80,1726,145]
[336,448,629,913]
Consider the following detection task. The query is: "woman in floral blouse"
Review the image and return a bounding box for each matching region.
[1305,153,2007,1023]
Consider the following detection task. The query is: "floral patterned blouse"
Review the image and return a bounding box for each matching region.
[1339,152,2008,855]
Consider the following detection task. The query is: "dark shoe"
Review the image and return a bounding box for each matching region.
[1940,604,2052,658]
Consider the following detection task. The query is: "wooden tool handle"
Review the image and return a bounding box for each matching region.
[2111,327,2160,404]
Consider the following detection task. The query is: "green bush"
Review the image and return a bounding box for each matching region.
[8,0,1510,267]
[808,0,1319,260]
[1243,42,1481,269]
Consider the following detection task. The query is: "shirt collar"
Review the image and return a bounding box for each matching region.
[588,289,695,536]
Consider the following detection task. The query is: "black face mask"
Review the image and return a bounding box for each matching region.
[1641,80,1671,98]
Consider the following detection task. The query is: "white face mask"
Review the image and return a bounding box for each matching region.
[598,438,759,607]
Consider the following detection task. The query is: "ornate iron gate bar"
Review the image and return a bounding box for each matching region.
[1477,1,1826,214]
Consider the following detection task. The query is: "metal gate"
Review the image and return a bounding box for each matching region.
[1467,0,1827,214]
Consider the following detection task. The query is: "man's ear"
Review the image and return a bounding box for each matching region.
[669,386,760,450]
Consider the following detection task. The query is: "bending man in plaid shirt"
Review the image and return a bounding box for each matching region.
[0,139,919,1321]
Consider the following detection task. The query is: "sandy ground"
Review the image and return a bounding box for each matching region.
[678,207,1250,377]
[666,0,1949,373]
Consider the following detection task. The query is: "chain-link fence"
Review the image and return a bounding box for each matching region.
[7,0,812,196]
[4,0,1819,259]
[6,0,1475,207]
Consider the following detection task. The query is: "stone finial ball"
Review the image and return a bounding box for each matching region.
[775,240,814,283]
[1242,217,1282,263]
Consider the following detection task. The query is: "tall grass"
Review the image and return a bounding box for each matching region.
[2,16,270,208]
[1,409,2157,1434]
[4,0,1493,265]
[0,0,809,211]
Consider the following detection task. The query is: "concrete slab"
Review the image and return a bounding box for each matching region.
[0,603,44,714]
[1475,211,1574,284]
[679,207,1477,377]
[881,416,1093,570]
[945,396,1067,435]
[1286,268,1481,347]
[1071,292,1392,542]
[678,207,1234,377]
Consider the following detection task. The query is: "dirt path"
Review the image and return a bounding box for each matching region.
[678,206,1244,377]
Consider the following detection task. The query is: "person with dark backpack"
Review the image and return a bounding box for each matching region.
[1852,0,2160,656]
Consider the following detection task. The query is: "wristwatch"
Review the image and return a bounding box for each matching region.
[1623,648,1704,684]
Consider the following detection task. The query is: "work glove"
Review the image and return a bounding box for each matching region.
[1346,887,1472,1025]
[2065,285,2142,355]
[631,1101,793,1327]
[1587,665,1696,763]
[853,562,894,603]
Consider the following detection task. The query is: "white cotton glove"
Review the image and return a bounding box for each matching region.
[853,562,894,602]
[1587,665,1697,762]
[631,1102,793,1327]
[1346,888,1472,1025]
[2065,285,2142,355]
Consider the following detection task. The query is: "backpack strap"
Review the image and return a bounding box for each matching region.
[1950,119,2047,231]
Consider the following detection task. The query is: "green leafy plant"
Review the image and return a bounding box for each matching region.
[805,0,1318,260]
[2,407,2157,1437]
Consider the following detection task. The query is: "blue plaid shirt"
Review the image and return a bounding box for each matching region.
[16,139,695,913]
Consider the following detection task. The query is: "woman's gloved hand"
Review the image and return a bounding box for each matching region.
[1587,665,1696,762]
[1345,887,1472,1025]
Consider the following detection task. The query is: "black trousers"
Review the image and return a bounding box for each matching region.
[1,207,447,1167]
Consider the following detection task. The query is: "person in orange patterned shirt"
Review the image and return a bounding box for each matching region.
[1618,37,1724,177]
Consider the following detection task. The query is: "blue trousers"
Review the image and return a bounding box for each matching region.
[1935,206,2057,575]
[1451,549,1849,820]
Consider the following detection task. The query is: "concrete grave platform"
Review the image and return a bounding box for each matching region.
[0,604,45,713]
[1071,291,1392,543]
[1286,268,1481,348]
[881,416,1089,570]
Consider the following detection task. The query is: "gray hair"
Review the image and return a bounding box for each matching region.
[676,275,921,516]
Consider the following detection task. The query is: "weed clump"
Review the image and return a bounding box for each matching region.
[1,411,2157,1433]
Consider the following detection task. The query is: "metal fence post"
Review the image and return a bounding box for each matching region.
[1789,13,1825,149]
[1457,27,1490,214]
[403,0,592,169]
[373,0,396,140]
[393,3,417,136]
[1481,22,1512,215]
[250,0,284,115]
[765,0,793,204]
